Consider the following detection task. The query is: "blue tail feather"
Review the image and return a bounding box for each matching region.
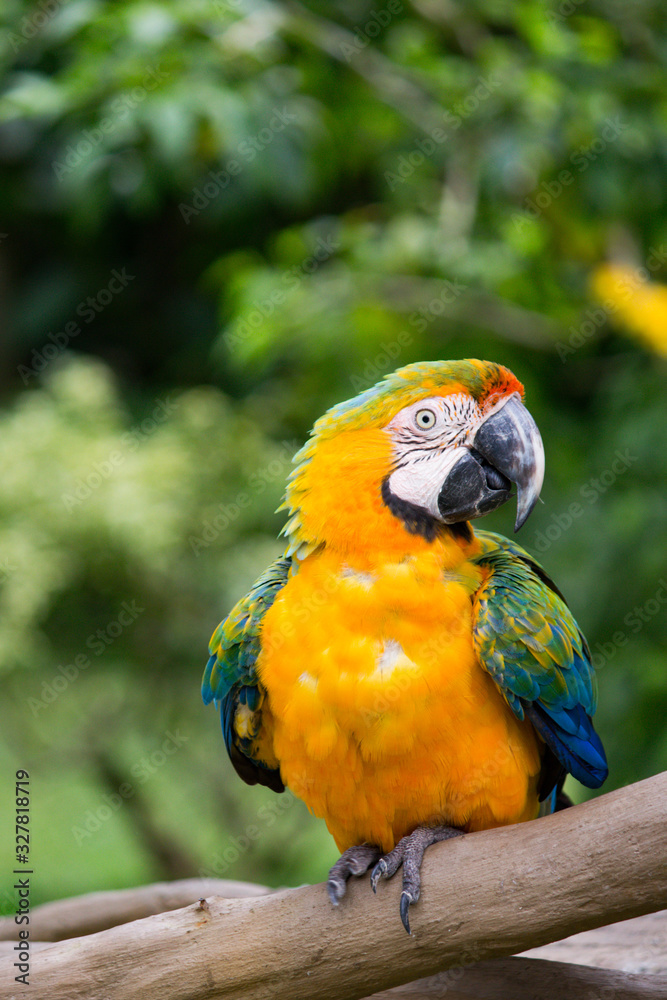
[527,702,608,788]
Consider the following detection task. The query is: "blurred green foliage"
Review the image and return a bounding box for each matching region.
[0,0,666,910]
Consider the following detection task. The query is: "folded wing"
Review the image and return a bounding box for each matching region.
[202,556,292,793]
[471,531,608,803]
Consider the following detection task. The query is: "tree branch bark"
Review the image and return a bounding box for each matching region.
[2,773,666,1000]
[0,878,270,943]
[365,958,667,999]
[523,907,667,974]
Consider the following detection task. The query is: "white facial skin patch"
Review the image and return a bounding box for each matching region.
[384,394,483,518]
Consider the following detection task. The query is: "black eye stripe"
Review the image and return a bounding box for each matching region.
[395,430,427,444]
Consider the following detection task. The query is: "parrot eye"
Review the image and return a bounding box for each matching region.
[415,409,436,430]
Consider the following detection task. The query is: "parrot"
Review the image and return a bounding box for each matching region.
[202,359,608,933]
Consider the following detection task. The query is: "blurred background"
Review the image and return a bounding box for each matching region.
[1,0,666,912]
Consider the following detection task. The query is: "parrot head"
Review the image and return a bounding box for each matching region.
[283,360,544,558]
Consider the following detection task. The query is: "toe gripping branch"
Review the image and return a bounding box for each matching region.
[370,826,464,933]
[327,844,382,906]
[327,826,464,934]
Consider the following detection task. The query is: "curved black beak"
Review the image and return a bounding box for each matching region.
[474,393,544,531]
[437,393,544,532]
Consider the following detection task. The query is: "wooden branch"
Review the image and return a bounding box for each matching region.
[0,879,270,943]
[364,958,667,999]
[2,919,663,998]
[523,908,667,975]
[2,773,666,1000]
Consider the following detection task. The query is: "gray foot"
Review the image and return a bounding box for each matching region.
[327,843,382,905]
[370,825,463,934]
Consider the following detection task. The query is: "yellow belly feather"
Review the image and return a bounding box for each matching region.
[258,547,542,852]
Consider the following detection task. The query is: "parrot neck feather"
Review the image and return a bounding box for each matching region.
[282,426,478,566]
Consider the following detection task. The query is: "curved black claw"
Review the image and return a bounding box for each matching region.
[370,858,387,893]
[400,892,414,934]
[370,825,464,934]
[327,843,382,906]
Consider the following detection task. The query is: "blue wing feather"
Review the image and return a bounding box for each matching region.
[202,556,292,792]
[472,530,608,797]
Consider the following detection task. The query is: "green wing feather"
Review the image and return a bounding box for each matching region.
[471,530,608,795]
[202,556,291,792]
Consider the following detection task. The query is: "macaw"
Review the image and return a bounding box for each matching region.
[202,359,608,933]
